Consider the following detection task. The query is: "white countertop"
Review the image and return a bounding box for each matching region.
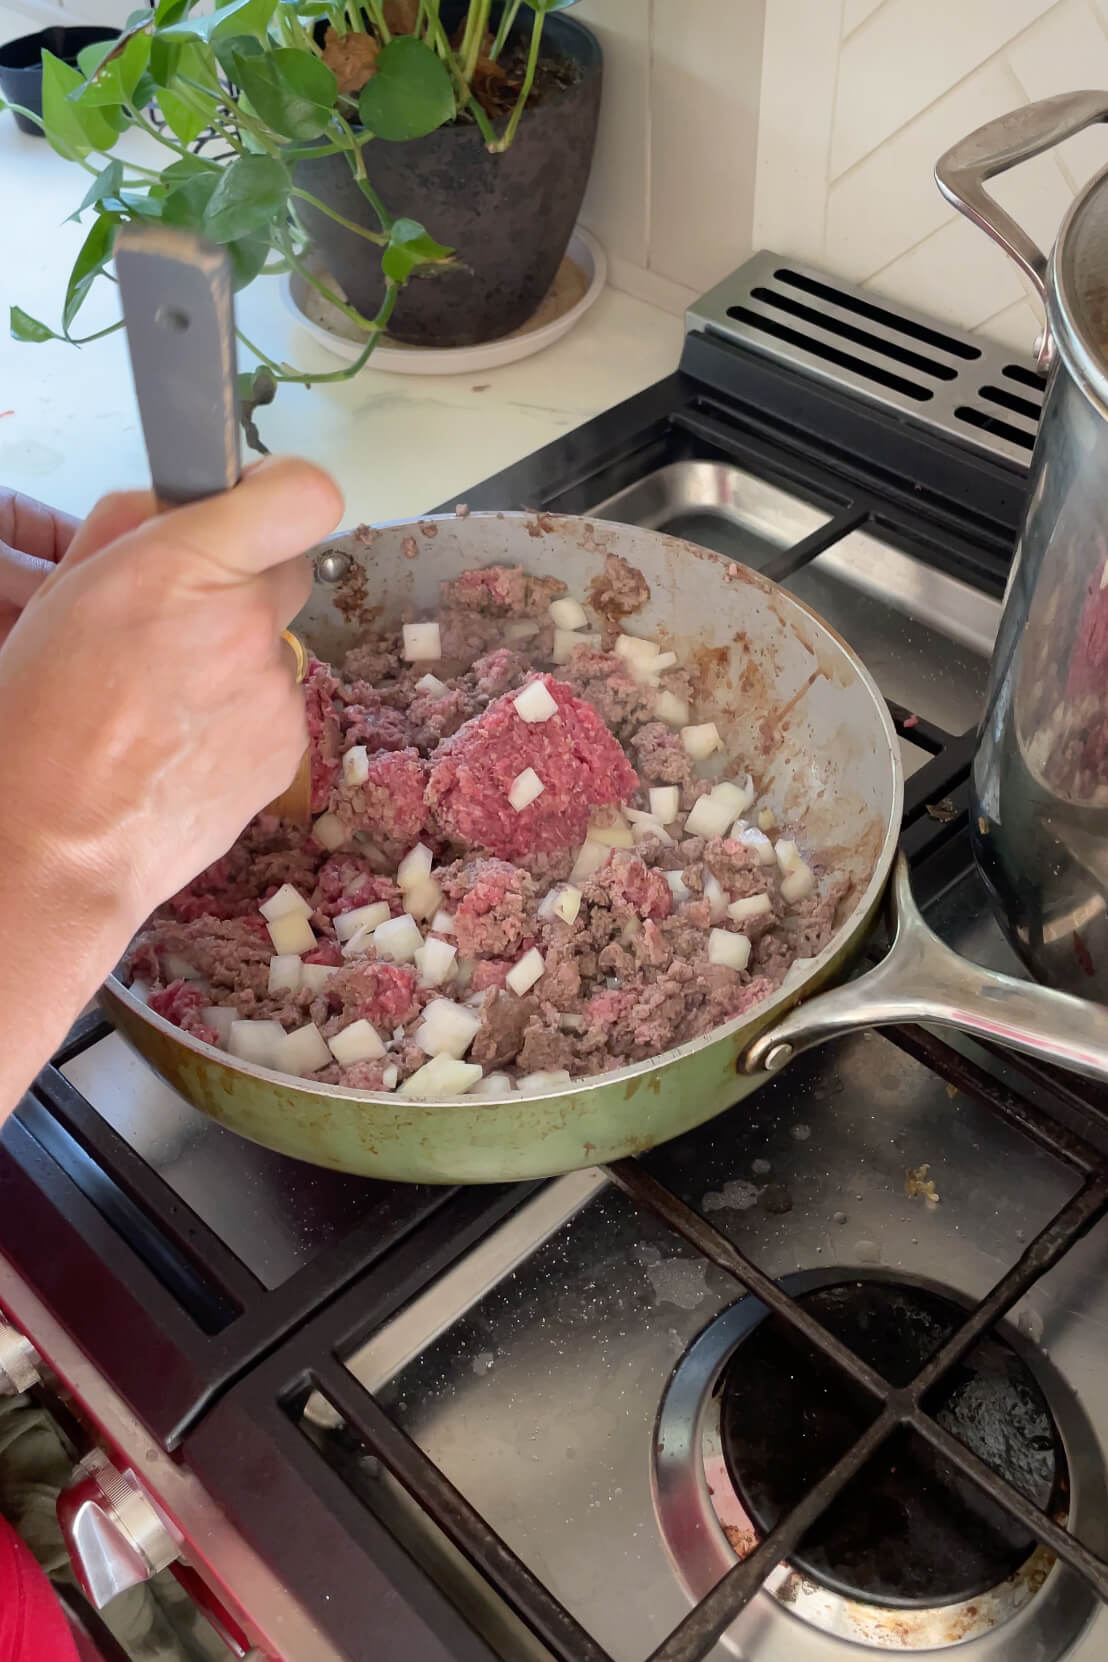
[0,123,683,523]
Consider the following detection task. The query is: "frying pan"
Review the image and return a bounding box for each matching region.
[99,511,1108,1183]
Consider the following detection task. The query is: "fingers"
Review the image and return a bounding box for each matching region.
[145,457,343,586]
[263,553,314,631]
[62,491,157,570]
[0,544,53,611]
[0,491,81,565]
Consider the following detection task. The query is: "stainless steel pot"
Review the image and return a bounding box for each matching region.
[938,92,1108,997]
[99,512,1108,1184]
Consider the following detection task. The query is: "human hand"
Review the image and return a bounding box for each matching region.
[0,456,341,937]
[0,490,80,647]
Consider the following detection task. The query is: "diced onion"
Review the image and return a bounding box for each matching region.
[431,910,455,935]
[278,1022,331,1077]
[508,767,545,811]
[404,876,443,922]
[736,824,777,866]
[505,618,540,641]
[539,883,582,924]
[665,870,692,904]
[506,947,545,996]
[470,1072,515,1098]
[650,651,679,677]
[268,954,303,995]
[550,597,588,630]
[342,922,379,957]
[335,901,391,941]
[781,863,816,904]
[301,963,338,994]
[373,913,423,962]
[328,1018,386,1066]
[758,806,776,832]
[655,690,690,728]
[728,893,772,923]
[570,839,610,882]
[228,1019,285,1068]
[415,936,458,987]
[775,839,802,875]
[266,912,316,956]
[397,843,433,889]
[685,792,736,840]
[342,745,369,788]
[517,1069,572,1091]
[614,633,659,666]
[415,997,482,1058]
[260,883,312,923]
[415,672,447,695]
[513,680,559,723]
[312,812,347,852]
[703,872,729,922]
[163,953,206,983]
[381,1064,399,1090]
[631,818,673,847]
[399,1056,483,1098]
[402,621,441,661]
[714,776,755,819]
[200,1006,236,1045]
[650,786,680,823]
[708,929,752,970]
[588,811,633,848]
[681,722,723,760]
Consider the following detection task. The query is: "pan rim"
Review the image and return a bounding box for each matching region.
[105,513,904,1105]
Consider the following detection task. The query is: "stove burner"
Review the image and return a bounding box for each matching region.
[718,1280,1061,1608]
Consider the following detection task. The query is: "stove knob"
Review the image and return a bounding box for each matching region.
[0,1319,40,1395]
[57,1449,179,1609]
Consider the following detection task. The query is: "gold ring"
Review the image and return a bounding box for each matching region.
[281,628,308,685]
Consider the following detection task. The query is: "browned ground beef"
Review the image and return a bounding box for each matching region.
[126,561,850,1094]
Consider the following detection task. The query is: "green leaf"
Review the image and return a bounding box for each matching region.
[161,152,219,182]
[202,153,289,241]
[162,169,219,229]
[156,47,214,144]
[160,0,276,43]
[62,213,119,334]
[130,69,157,109]
[68,159,123,220]
[357,36,454,141]
[522,0,577,9]
[227,229,270,289]
[41,50,119,158]
[149,33,181,86]
[381,215,452,282]
[10,306,58,344]
[74,29,150,107]
[228,45,337,140]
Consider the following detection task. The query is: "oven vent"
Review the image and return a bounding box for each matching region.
[688,253,1044,467]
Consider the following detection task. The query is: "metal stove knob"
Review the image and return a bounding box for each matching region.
[57,1448,179,1609]
[0,1319,40,1394]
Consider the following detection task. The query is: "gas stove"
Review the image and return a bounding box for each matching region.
[5,253,1108,1661]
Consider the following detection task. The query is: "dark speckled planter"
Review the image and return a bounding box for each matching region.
[293,12,602,348]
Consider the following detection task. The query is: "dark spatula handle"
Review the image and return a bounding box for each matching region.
[114,226,241,508]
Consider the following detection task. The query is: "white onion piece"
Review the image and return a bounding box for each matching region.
[781,863,816,904]
[399,1056,483,1098]
[373,913,423,962]
[266,912,316,956]
[775,839,802,875]
[708,929,752,970]
[259,883,312,923]
[512,680,558,723]
[312,812,347,852]
[415,936,457,987]
[614,633,659,666]
[714,776,755,819]
[301,963,338,994]
[402,621,441,661]
[631,818,673,847]
[665,870,692,904]
[506,947,545,996]
[549,596,588,630]
[278,1022,331,1077]
[415,997,481,1058]
[517,1069,572,1091]
[758,806,776,832]
[703,872,729,922]
[328,1018,386,1065]
[334,901,390,942]
[381,1064,399,1090]
[728,893,772,923]
[681,722,723,760]
[685,792,736,840]
[649,650,679,677]
[415,672,447,695]
[505,618,540,641]
[453,956,475,994]
[552,627,581,664]
[397,843,433,889]
[588,812,633,848]
[342,745,370,788]
[508,767,545,811]
[228,1019,285,1068]
[736,824,777,867]
[268,954,303,995]
[570,839,609,882]
[470,1072,515,1098]
[650,786,680,824]
[539,883,582,925]
[430,910,455,935]
[342,922,379,957]
[655,690,690,728]
[624,807,660,825]
[200,1006,236,1045]
[163,953,206,983]
[404,876,443,922]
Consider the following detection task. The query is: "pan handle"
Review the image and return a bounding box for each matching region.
[935,90,1108,368]
[742,855,1108,1085]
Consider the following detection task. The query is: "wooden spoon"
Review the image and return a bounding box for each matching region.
[114,225,312,825]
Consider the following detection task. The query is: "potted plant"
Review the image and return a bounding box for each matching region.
[0,23,122,136]
[6,0,601,448]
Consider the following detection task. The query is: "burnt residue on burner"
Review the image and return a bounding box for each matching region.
[719,1280,1063,1609]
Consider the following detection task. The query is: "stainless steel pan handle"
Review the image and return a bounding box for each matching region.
[935,90,1108,367]
[743,855,1108,1084]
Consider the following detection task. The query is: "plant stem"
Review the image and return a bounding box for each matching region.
[489,0,522,60]
[290,186,388,243]
[281,238,379,333]
[123,99,198,160]
[236,279,396,383]
[460,0,492,82]
[331,111,394,231]
[344,0,366,31]
[69,319,126,345]
[362,0,390,39]
[488,2,542,152]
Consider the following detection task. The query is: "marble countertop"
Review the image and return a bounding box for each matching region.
[0,123,683,523]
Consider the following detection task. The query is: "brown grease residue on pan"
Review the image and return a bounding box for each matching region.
[759,668,828,756]
[419,521,438,538]
[330,555,381,630]
[526,512,558,539]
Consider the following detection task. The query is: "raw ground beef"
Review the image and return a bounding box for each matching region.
[126,559,851,1096]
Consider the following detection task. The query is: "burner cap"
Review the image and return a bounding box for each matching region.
[719,1280,1061,1608]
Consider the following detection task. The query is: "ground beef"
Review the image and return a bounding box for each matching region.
[305,659,344,812]
[344,637,402,684]
[451,861,534,957]
[588,551,651,622]
[472,989,536,1067]
[311,959,419,1033]
[426,675,638,858]
[440,564,565,618]
[471,647,529,698]
[630,722,694,787]
[329,747,427,848]
[342,702,413,752]
[560,647,654,740]
[312,856,401,920]
[407,684,474,746]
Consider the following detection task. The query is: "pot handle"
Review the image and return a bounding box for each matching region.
[935,90,1108,367]
[742,855,1108,1084]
